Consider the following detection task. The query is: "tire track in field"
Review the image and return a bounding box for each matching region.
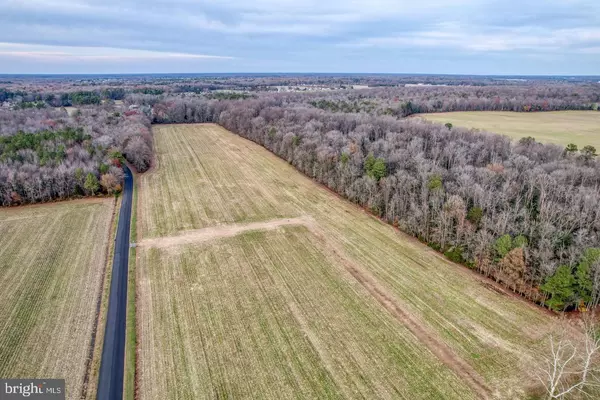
[304,224,491,399]
[137,217,312,249]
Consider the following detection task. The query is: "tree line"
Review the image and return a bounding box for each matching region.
[4,76,599,113]
[298,85,600,116]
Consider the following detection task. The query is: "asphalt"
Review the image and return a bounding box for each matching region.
[97,165,133,400]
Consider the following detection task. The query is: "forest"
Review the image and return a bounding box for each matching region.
[1,77,600,311]
[0,106,152,205]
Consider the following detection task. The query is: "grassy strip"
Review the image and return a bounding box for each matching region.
[84,196,121,399]
[124,179,138,400]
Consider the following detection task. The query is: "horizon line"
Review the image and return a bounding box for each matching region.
[1,72,599,78]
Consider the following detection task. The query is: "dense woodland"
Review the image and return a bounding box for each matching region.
[147,95,600,311]
[124,83,600,119]
[0,107,152,205]
[1,76,600,311]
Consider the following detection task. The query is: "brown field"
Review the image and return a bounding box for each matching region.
[0,198,115,399]
[419,110,600,149]
[137,124,568,399]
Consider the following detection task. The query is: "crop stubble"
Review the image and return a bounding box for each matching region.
[0,198,114,399]
[137,124,565,399]
[419,110,600,149]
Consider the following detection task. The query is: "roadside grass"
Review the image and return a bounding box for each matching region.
[84,196,120,400]
[137,124,570,398]
[0,199,114,399]
[124,177,138,400]
[418,110,600,149]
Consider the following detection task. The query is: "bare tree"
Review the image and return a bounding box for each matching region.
[537,317,600,399]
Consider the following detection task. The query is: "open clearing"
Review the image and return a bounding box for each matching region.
[138,124,566,399]
[419,110,600,149]
[0,198,114,399]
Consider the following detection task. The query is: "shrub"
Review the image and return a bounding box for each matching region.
[444,247,464,264]
[427,175,443,191]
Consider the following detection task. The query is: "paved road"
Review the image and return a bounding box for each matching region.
[97,165,133,400]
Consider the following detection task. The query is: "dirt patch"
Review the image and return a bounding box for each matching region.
[138,217,313,249]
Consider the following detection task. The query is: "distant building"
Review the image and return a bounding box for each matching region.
[404,83,448,87]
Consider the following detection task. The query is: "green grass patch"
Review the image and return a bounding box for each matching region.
[124,180,138,400]
[419,111,600,149]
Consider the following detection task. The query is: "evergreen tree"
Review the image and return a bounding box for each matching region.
[513,235,528,249]
[364,153,386,181]
[541,266,576,311]
[494,235,513,259]
[84,173,100,195]
[565,143,578,154]
[576,248,600,306]
[466,207,483,226]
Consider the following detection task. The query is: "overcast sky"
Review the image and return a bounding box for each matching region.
[1,0,599,75]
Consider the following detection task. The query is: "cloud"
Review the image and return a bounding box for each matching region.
[351,25,600,54]
[0,42,234,61]
[0,0,598,73]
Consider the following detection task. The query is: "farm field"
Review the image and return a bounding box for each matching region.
[0,199,115,399]
[419,110,600,149]
[137,124,567,399]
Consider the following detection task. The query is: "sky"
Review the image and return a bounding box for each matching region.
[0,0,599,75]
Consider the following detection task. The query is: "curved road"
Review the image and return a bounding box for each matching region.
[97,165,133,400]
